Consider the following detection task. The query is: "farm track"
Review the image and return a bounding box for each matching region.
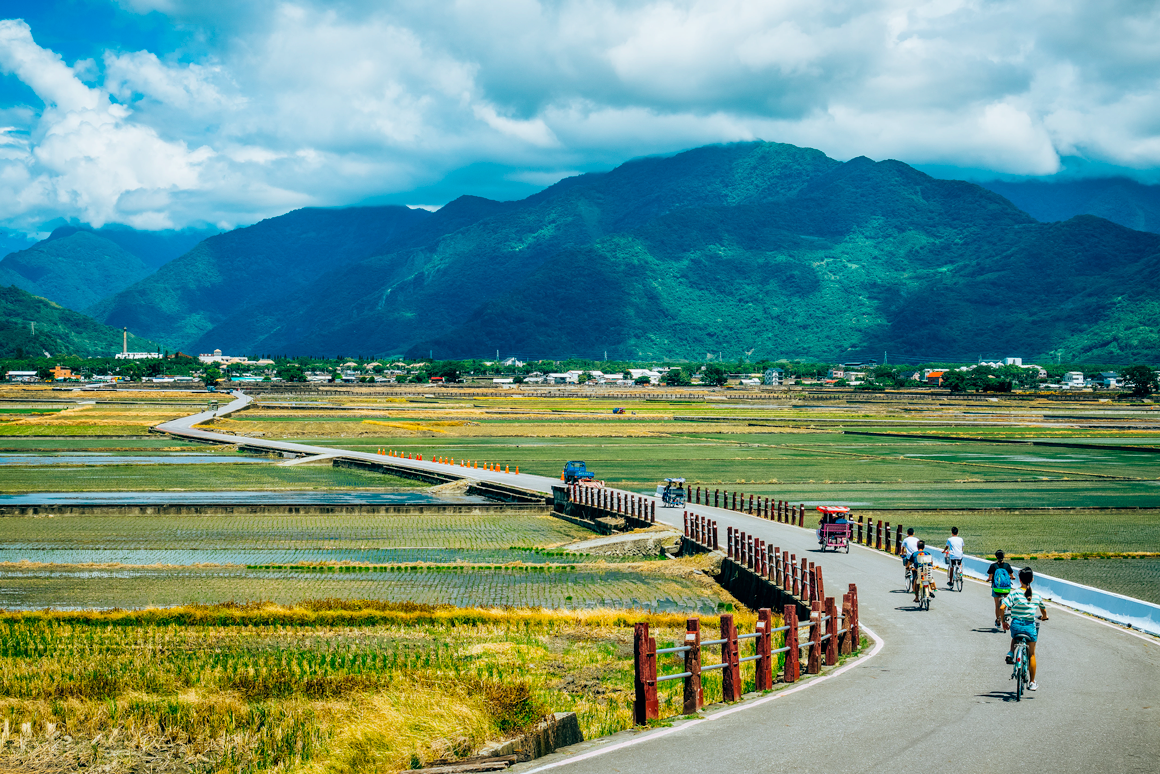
[158,392,1160,774]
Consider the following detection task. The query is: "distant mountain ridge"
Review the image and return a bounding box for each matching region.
[79,142,1160,362]
[980,178,1160,234]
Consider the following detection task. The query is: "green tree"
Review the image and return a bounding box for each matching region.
[1121,365,1159,397]
[663,368,691,386]
[277,364,306,382]
[702,363,728,386]
[204,365,222,386]
[634,375,651,385]
[941,370,967,392]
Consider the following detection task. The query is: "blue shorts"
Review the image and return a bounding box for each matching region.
[1010,618,1038,643]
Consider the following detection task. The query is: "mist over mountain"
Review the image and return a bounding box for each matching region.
[79,142,1160,363]
[980,178,1160,234]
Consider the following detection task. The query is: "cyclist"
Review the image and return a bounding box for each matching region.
[1003,567,1048,691]
[912,540,936,603]
[987,550,1015,628]
[944,527,965,589]
[900,527,919,576]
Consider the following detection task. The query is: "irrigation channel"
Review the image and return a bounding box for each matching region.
[152,392,1160,773]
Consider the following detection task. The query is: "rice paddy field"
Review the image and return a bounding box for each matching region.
[1,385,1157,595]
[0,384,1154,771]
[0,603,765,773]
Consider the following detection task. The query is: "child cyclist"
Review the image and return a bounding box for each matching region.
[912,540,937,603]
[1003,567,1049,691]
[988,550,1015,628]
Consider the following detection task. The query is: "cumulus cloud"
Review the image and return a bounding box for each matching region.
[0,0,1158,232]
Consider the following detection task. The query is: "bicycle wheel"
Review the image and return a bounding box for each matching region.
[955,567,964,592]
[1014,645,1026,701]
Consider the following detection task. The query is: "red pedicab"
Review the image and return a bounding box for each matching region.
[817,505,852,553]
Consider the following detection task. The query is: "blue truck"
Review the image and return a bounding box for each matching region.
[562,460,595,484]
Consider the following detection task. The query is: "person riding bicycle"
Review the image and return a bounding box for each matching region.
[900,528,920,585]
[912,540,936,603]
[1003,567,1048,691]
[944,527,965,589]
[987,550,1015,628]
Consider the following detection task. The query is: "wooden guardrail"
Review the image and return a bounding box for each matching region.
[632,587,859,725]
[557,484,657,530]
[687,487,806,527]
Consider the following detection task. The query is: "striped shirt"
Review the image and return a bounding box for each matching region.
[1003,588,1045,622]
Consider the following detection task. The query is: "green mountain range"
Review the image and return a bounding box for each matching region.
[0,285,157,358]
[82,142,1160,363]
[0,225,218,314]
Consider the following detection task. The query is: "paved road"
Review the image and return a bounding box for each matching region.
[158,393,1160,773]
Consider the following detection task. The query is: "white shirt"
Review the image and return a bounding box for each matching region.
[945,536,965,560]
[901,535,920,557]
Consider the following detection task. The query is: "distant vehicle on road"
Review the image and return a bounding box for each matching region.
[562,460,596,484]
[817,505,851,552]
[612,407,625,414]
[656,478,686,507]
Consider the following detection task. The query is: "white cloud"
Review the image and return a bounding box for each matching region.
[0,19,214,229]
[1,1,1158,232]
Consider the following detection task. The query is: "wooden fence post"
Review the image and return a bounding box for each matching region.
[712,522,718,550]
[815,564,826,603]
[720,614,741,702]
[884,521,891,553]
[715,489,720,508]
[790,554,799,597]
[633,623,659,725]
[895,524,903,555]
[756,608,773,691]
[825,597,839,666]
[875,520,883,550]
[685,512,690,538]
[800,557,808,600]
[848,584,860,648]
[840,593,853,656]
[774,547,782,587]
[651,501,655,522]
[798,504,805,527]
[807,602,822,675]
[857,515,864,544]
[749,494,754,514]
[783,604,800,683]
[683,618,703,714]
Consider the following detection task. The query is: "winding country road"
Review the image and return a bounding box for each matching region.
[158,392,1160,773]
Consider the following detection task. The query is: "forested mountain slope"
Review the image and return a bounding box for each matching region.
[0,285,157,358]
[91,206,432,351]
[84,142,1160,362]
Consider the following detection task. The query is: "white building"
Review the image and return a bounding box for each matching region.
[5,370,38,382]
[627,369,661,384]
[1062,371,1086,388]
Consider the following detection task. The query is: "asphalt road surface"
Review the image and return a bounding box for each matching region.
[159,393,1160,774]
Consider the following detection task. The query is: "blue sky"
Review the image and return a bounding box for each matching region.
[0,0,1157,236]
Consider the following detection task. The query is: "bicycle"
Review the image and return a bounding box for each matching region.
[945,556,963,592]
[904,562,915,594]
[915,565,933,610]
[1007,616,1042,701]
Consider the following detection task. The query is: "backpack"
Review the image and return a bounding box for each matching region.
[993,566,1012,593]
